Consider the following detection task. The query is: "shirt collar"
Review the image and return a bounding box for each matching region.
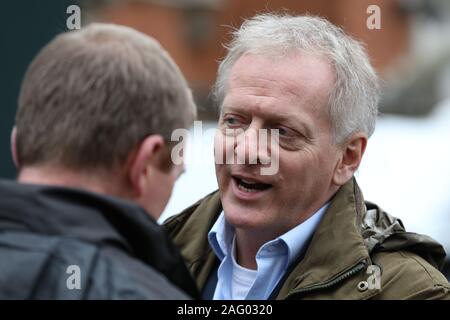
[208,212,233,261]
[208,202,330,265]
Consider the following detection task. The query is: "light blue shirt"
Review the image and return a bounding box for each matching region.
[208,203,329,300]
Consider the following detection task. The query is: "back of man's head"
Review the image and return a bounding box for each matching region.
[13,24,196,217]
[15,23,195,173]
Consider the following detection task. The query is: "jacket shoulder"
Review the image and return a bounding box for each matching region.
[162,191,221,288]
[372,250,450,299]
[0,231,189,299]
[163,190,220,238]
[88,247,189,299]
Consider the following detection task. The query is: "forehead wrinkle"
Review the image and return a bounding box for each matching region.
[228,75,281,94]
[226,83,322,123]
[223,93,280,116]
[224,80,314,122]
[228,52,335,105]
[229,71,327,111]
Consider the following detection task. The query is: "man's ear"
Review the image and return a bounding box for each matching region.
[11,126,20,169]
[128,135,165,197]
[332,133,367,186]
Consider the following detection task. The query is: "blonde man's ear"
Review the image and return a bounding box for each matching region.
[332,133,367,186]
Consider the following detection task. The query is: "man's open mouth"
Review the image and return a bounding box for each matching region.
[232,176,272,193]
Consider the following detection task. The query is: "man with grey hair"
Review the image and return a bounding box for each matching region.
[165,14,450,299]
[0,23,198,299]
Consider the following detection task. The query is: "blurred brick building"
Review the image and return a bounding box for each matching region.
[89,0,409,118]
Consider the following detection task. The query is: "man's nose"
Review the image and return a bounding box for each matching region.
[234,126,271,165]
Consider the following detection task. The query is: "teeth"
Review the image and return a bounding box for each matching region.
[237,183,260,193]
[241,179,257,184]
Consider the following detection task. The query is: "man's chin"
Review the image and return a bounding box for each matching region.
[221,194,267,225]
[223,208,262,230]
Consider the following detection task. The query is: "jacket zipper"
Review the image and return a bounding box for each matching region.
[284,259,368,299]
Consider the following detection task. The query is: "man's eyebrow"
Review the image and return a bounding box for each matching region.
[221,105,313,135]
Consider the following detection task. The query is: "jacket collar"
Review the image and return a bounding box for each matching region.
[165,190,223,289]
[276,178,371,298]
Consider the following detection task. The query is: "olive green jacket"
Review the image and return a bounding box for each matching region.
[164,178,450,299]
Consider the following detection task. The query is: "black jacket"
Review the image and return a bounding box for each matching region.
[0,179,199,299]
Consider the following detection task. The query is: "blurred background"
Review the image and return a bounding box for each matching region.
[0,0,449,279]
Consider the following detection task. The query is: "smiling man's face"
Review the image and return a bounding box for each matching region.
[215,52,342,239]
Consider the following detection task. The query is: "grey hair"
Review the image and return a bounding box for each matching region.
[213,14,379,143]
[16,23,196,171]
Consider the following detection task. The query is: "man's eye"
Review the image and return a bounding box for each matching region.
[275,126,291,137]
[223,117,242,127]
[278,128,287,136]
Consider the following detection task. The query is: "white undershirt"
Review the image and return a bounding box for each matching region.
[230,237,257,300]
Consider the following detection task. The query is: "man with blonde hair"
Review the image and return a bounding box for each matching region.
[0,23,197,299]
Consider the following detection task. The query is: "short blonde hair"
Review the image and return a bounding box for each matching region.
[16,23,196,170]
